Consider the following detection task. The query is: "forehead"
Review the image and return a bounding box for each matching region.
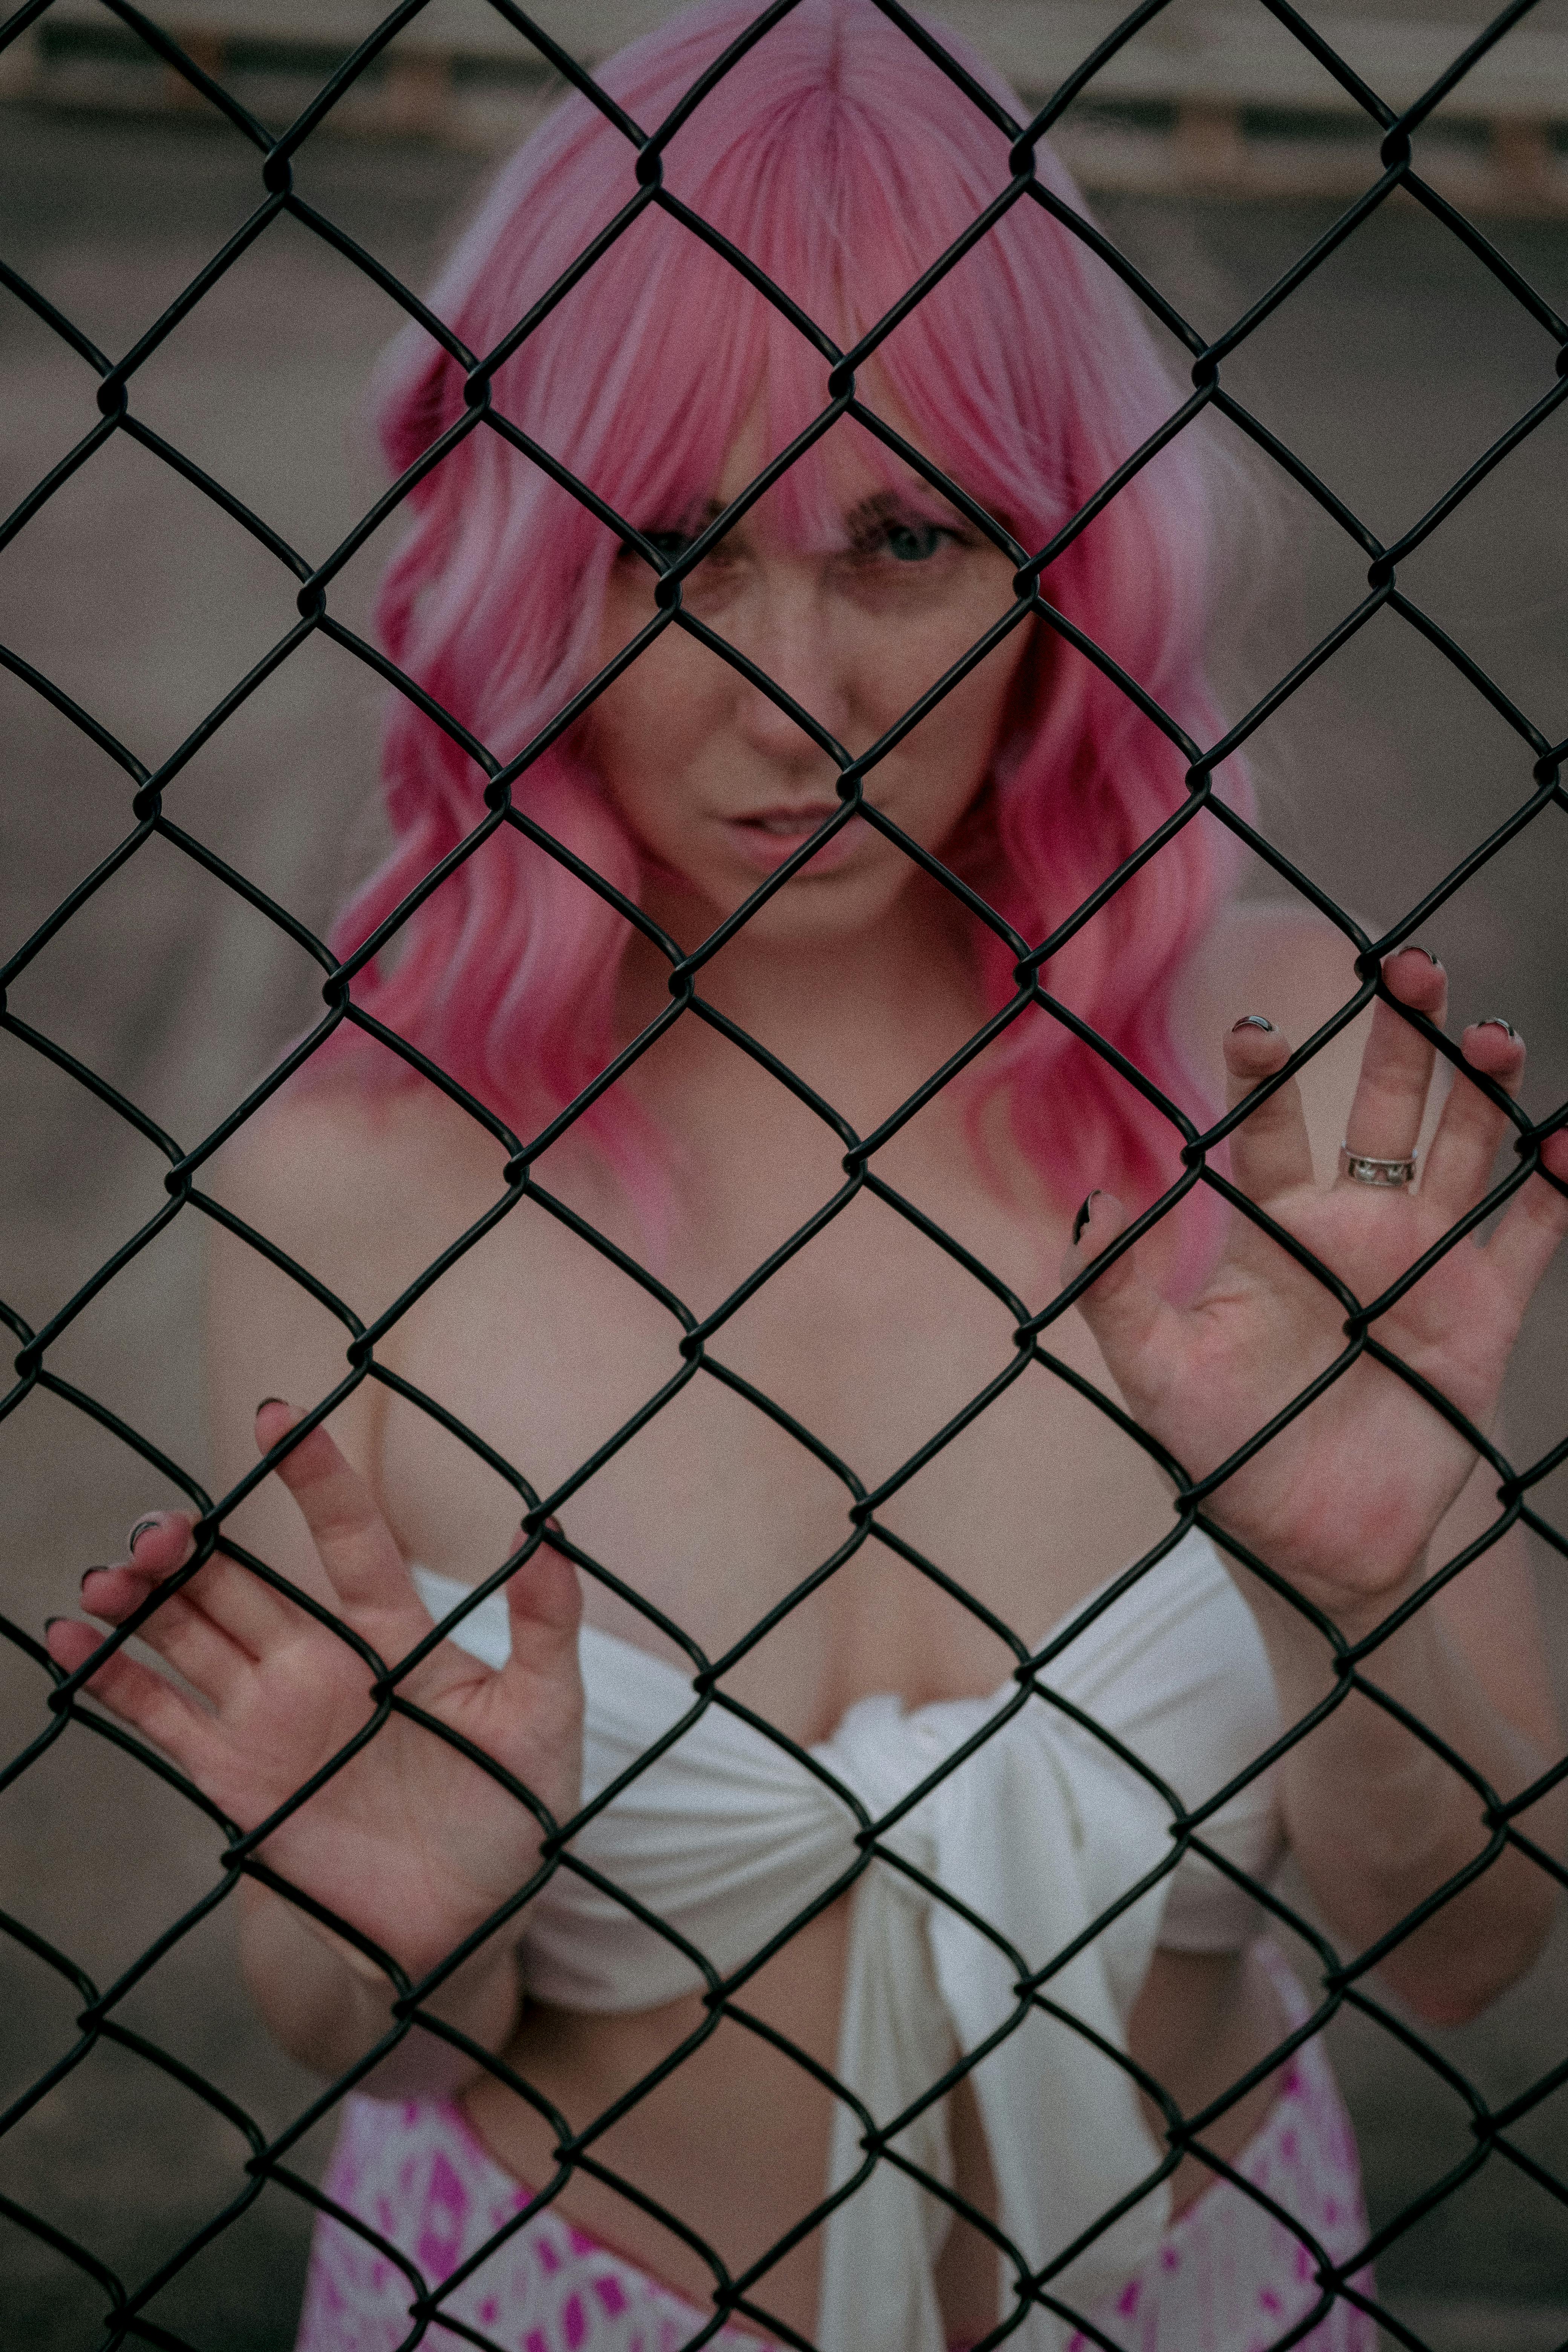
[703,369,963,545]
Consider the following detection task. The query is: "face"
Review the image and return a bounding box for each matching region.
[579,392,1034,946]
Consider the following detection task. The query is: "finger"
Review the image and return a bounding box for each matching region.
[1339,947,1447,1172]
[257,1400,427,1642]
[1420,1019,1527,1222]
[122,1510,197,1578]
[1488,1125,1568,1315]
[77,1513,199,1637]
[502,1535,583,1690]
[133,1505,294,1637]
[80,1571,251,1706]
[181,1554,294,1656]
[95,1513,286,1662]
[1061,1190,1174,1387]
[80,1560,160,1622]
[1225,1017,1313,1205]
[45,1617,223,1776]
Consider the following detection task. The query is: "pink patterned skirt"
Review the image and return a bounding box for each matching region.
[295,1947,1375,2352]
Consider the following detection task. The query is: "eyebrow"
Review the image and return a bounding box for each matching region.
[643,484,953,555]
[842,487,958,544]
[672,497,730,549]
[845,490,919,530]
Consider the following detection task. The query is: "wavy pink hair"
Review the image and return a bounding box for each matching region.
[324,0,1247,1264]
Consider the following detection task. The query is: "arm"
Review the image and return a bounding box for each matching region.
[210,1099,521,2090]
[1074,945,1567,2023]
[1223,925,1562,2016]
[236,1874,524,2097]
[47,1095,583,2092]
[1252,1504,1561,2024]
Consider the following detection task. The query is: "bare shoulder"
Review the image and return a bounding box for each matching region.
[1176,902,1371,1182]
[202,1076,537,1508]
[206,1076,511,1315]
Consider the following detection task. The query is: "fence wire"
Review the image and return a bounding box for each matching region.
[3,1,1568,2347]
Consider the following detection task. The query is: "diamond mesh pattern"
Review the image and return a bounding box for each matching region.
[3,4,1568,2349]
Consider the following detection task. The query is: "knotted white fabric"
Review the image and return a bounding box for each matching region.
[413,1530,1282,2352]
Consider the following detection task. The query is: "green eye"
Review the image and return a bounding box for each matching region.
[883,521,945,563]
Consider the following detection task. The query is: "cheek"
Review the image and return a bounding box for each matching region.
[879,624,1029,817]
[853,557,1027,727]
[584,632,720,821]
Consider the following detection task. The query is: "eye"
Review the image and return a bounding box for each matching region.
[641,528,694,568]
[879,519,948,564]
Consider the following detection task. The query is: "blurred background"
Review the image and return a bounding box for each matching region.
[3,3,1568,2346]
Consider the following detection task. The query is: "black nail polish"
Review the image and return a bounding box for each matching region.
[256,1396,287,1412]
[44,1616,66,1631]
[81,1568,106,1595]
[1479,1017,1519,1039]
[1231,1015,1274,1034]
[1072,1192,1100,1245]
[127,1517,160,1554]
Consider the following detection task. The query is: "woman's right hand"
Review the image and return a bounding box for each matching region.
[44,1400,584,1987]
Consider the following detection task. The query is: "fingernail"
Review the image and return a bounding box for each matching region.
[81,1568,106,1594]
[1479,1017,1519,1039]
[127,1517,161,1554]
[1231,1015,1274,1034]
[44,1616,66,1632]
[1072,1191,1101,1245]
[1395,945,1441,966]
[256,1396,288,1412]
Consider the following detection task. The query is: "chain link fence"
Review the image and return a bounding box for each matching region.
[4,2,1568,2347]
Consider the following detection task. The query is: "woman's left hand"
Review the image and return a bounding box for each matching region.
[1066,946,1568,1628]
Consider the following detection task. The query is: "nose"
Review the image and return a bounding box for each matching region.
[727,563,851,777]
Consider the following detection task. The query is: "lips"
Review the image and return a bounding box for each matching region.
[721,805,869,874]
[747,808,839,835]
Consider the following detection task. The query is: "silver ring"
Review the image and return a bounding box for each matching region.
[1338,1143,1418,1189]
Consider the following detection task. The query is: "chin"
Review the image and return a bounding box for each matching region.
[716,865,918,948]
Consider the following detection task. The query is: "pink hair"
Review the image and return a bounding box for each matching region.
[323,0,1248,1268]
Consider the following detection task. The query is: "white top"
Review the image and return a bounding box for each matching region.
[413,1529,1284,2352]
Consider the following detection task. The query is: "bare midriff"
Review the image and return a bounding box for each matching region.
[461,1911,1286,2344]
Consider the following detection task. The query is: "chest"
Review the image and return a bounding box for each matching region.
[376,1154,1174,1737]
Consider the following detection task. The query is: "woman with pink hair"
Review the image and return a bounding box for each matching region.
[49,4,1566,2347]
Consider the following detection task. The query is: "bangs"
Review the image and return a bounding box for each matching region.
[404,13,1080,591]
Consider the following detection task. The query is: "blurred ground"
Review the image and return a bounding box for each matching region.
[2,89,1568,2352]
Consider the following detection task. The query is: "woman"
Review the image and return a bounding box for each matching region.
[47,4,1566,2348]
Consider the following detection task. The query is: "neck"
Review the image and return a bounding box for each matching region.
[616,873,987,1151]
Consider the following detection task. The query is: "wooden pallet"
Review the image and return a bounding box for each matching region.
[3,2,1566,211]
